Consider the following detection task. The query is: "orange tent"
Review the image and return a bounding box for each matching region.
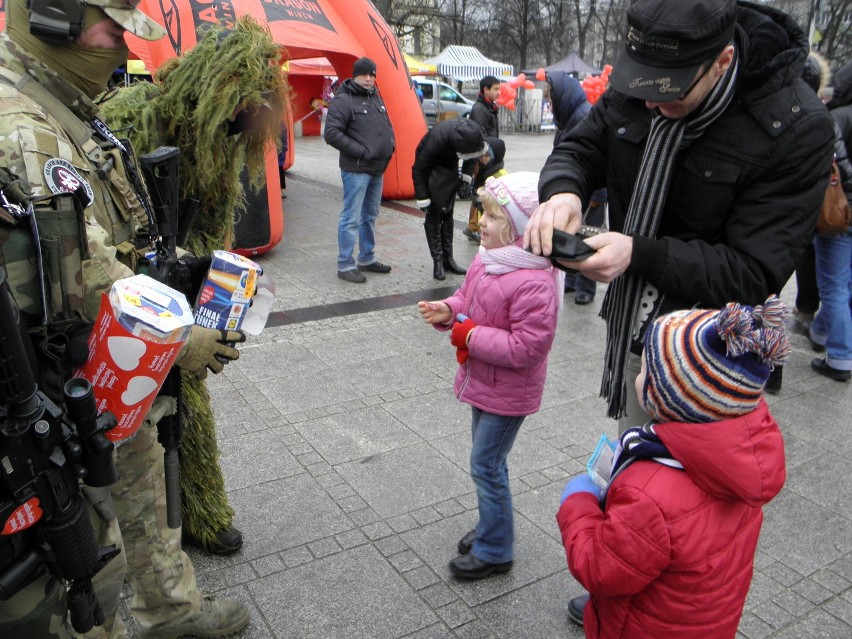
[128,0,426,199]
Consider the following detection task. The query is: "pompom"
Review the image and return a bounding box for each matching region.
[752,295,788,330]
[717,302,754,357]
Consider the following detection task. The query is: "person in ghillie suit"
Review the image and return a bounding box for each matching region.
[558,295,789,638]
[100,16,290,554]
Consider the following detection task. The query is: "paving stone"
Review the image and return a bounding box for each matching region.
[217,431,301,491]
[281,545,314,568]
[403,565,442,590]
[769,608,852,638]
[435,600,477,628]
[247,545,436,639]
[384,390,471,441]
[296,406,420,465]
[229,474,353,560]
[337,443,472,518]
[476,572,584,639]
[375,535,410,557]
[737,611,775,639]
[793,577,835,604]
[309,537,342,558]
[335,528,370,550]
[251,553,285,577]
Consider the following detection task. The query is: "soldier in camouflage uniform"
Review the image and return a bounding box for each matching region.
[0,1,249,637]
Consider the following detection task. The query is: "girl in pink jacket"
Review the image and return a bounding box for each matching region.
[418,172,561,580]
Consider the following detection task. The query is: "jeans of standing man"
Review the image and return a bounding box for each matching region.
[338,170,383,271]
[810,230,852,371]
[468,407,525,564]
[564,200,607,297]
[618,351,652,435]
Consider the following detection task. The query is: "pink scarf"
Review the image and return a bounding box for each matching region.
[479,245,565,311]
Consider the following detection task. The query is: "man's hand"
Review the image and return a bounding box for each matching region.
[570,232,634,283]
[174,326,246,379]
[524,193,584,256]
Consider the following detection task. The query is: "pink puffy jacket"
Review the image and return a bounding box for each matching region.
[439,255,559,416]
[557,401,786,639]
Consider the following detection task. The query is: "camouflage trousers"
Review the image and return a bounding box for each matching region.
[0,493,127,638]
[112,401,202,632]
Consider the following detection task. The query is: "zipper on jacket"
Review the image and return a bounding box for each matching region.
[456,273,485,399]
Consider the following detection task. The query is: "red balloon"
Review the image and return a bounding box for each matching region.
[535,67,546,81]
[506,99,516,111]
[517,73,526,83]
[523,80,536,90]
[509,78,522,88]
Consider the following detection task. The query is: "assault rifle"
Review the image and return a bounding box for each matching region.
[0,266,119,632]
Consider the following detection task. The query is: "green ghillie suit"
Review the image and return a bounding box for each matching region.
[101,17,290,550]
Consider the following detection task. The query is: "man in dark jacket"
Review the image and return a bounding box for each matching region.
[470,75,500,138]
[528,1,834,623]
[546,70,607,305]
[462,75,501,239]
[413,118,488,279]
[324,57,396,283]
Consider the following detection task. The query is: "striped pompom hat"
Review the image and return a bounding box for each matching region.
[641,295,791,423]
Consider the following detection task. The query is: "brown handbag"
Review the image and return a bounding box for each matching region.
[817,160,851,235]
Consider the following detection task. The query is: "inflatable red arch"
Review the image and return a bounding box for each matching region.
[0,1,426,254]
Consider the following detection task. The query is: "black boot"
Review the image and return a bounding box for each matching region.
[441,213,467,275]
[424,216,445,280]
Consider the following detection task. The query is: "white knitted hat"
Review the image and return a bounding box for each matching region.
[482,172,540,238]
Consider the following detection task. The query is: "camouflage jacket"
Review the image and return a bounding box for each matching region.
[0,35,146,321]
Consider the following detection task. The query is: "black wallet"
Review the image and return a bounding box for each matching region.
[532,229,596,272]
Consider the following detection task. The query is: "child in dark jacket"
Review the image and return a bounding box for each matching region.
[418,172,562,579]
[557,296,790,639]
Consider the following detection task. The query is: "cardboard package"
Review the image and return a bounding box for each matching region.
[76,275,193,443]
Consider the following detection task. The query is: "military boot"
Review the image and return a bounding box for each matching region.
[141,595,249,639]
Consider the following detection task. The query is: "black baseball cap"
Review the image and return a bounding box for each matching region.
[609,0,737,103]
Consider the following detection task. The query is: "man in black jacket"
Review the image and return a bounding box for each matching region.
[527,0,833,443]
[530,4,834,625]
[462,76,501,242]
[324,57,396,283]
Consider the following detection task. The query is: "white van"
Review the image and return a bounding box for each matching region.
[413,77,474,126]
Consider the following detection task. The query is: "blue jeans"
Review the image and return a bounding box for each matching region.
[338,170,383,271]
[469,407,525,563]
[811,229,852,371]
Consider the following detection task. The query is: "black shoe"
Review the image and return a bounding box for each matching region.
[765,365,783,395]
[808,334,826,353]
[433,260,445,281]
[443,257,467,275]
[568,593,589,626]
[574,291,594,305]
[359,261,391,273]
[463,228,481,243]
[457,529,476,555]
[449,553,512,579]
[811,357,851,381]
[338,269,366,283]
[183,526,244,555]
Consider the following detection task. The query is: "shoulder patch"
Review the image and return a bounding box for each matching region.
[43,158,93,207]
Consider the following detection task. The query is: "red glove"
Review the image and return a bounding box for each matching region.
[451,316,476,364]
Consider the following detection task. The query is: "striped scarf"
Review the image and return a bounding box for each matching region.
[600,48,740,419]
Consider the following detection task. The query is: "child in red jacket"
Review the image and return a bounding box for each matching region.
[418,172,562,580]
[558,296,790,639]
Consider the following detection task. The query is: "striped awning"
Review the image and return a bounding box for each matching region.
[424,46,513,82]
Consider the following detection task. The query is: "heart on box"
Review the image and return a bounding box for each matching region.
[108,336,147,371]
[121,376,158,405]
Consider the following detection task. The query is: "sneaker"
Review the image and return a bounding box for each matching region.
[457,529,476,555]
[811,357,851,381]
[463,228,481,242]
[338,269,366,283]
[141,595,249,639]
[358,261,391,273]
[568,594,589,626]
[182,526,243,556]
[574,291,594,305]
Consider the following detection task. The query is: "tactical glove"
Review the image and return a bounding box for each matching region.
[175,326,245,379]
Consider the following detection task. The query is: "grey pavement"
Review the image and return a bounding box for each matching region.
[122,133,852,638]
